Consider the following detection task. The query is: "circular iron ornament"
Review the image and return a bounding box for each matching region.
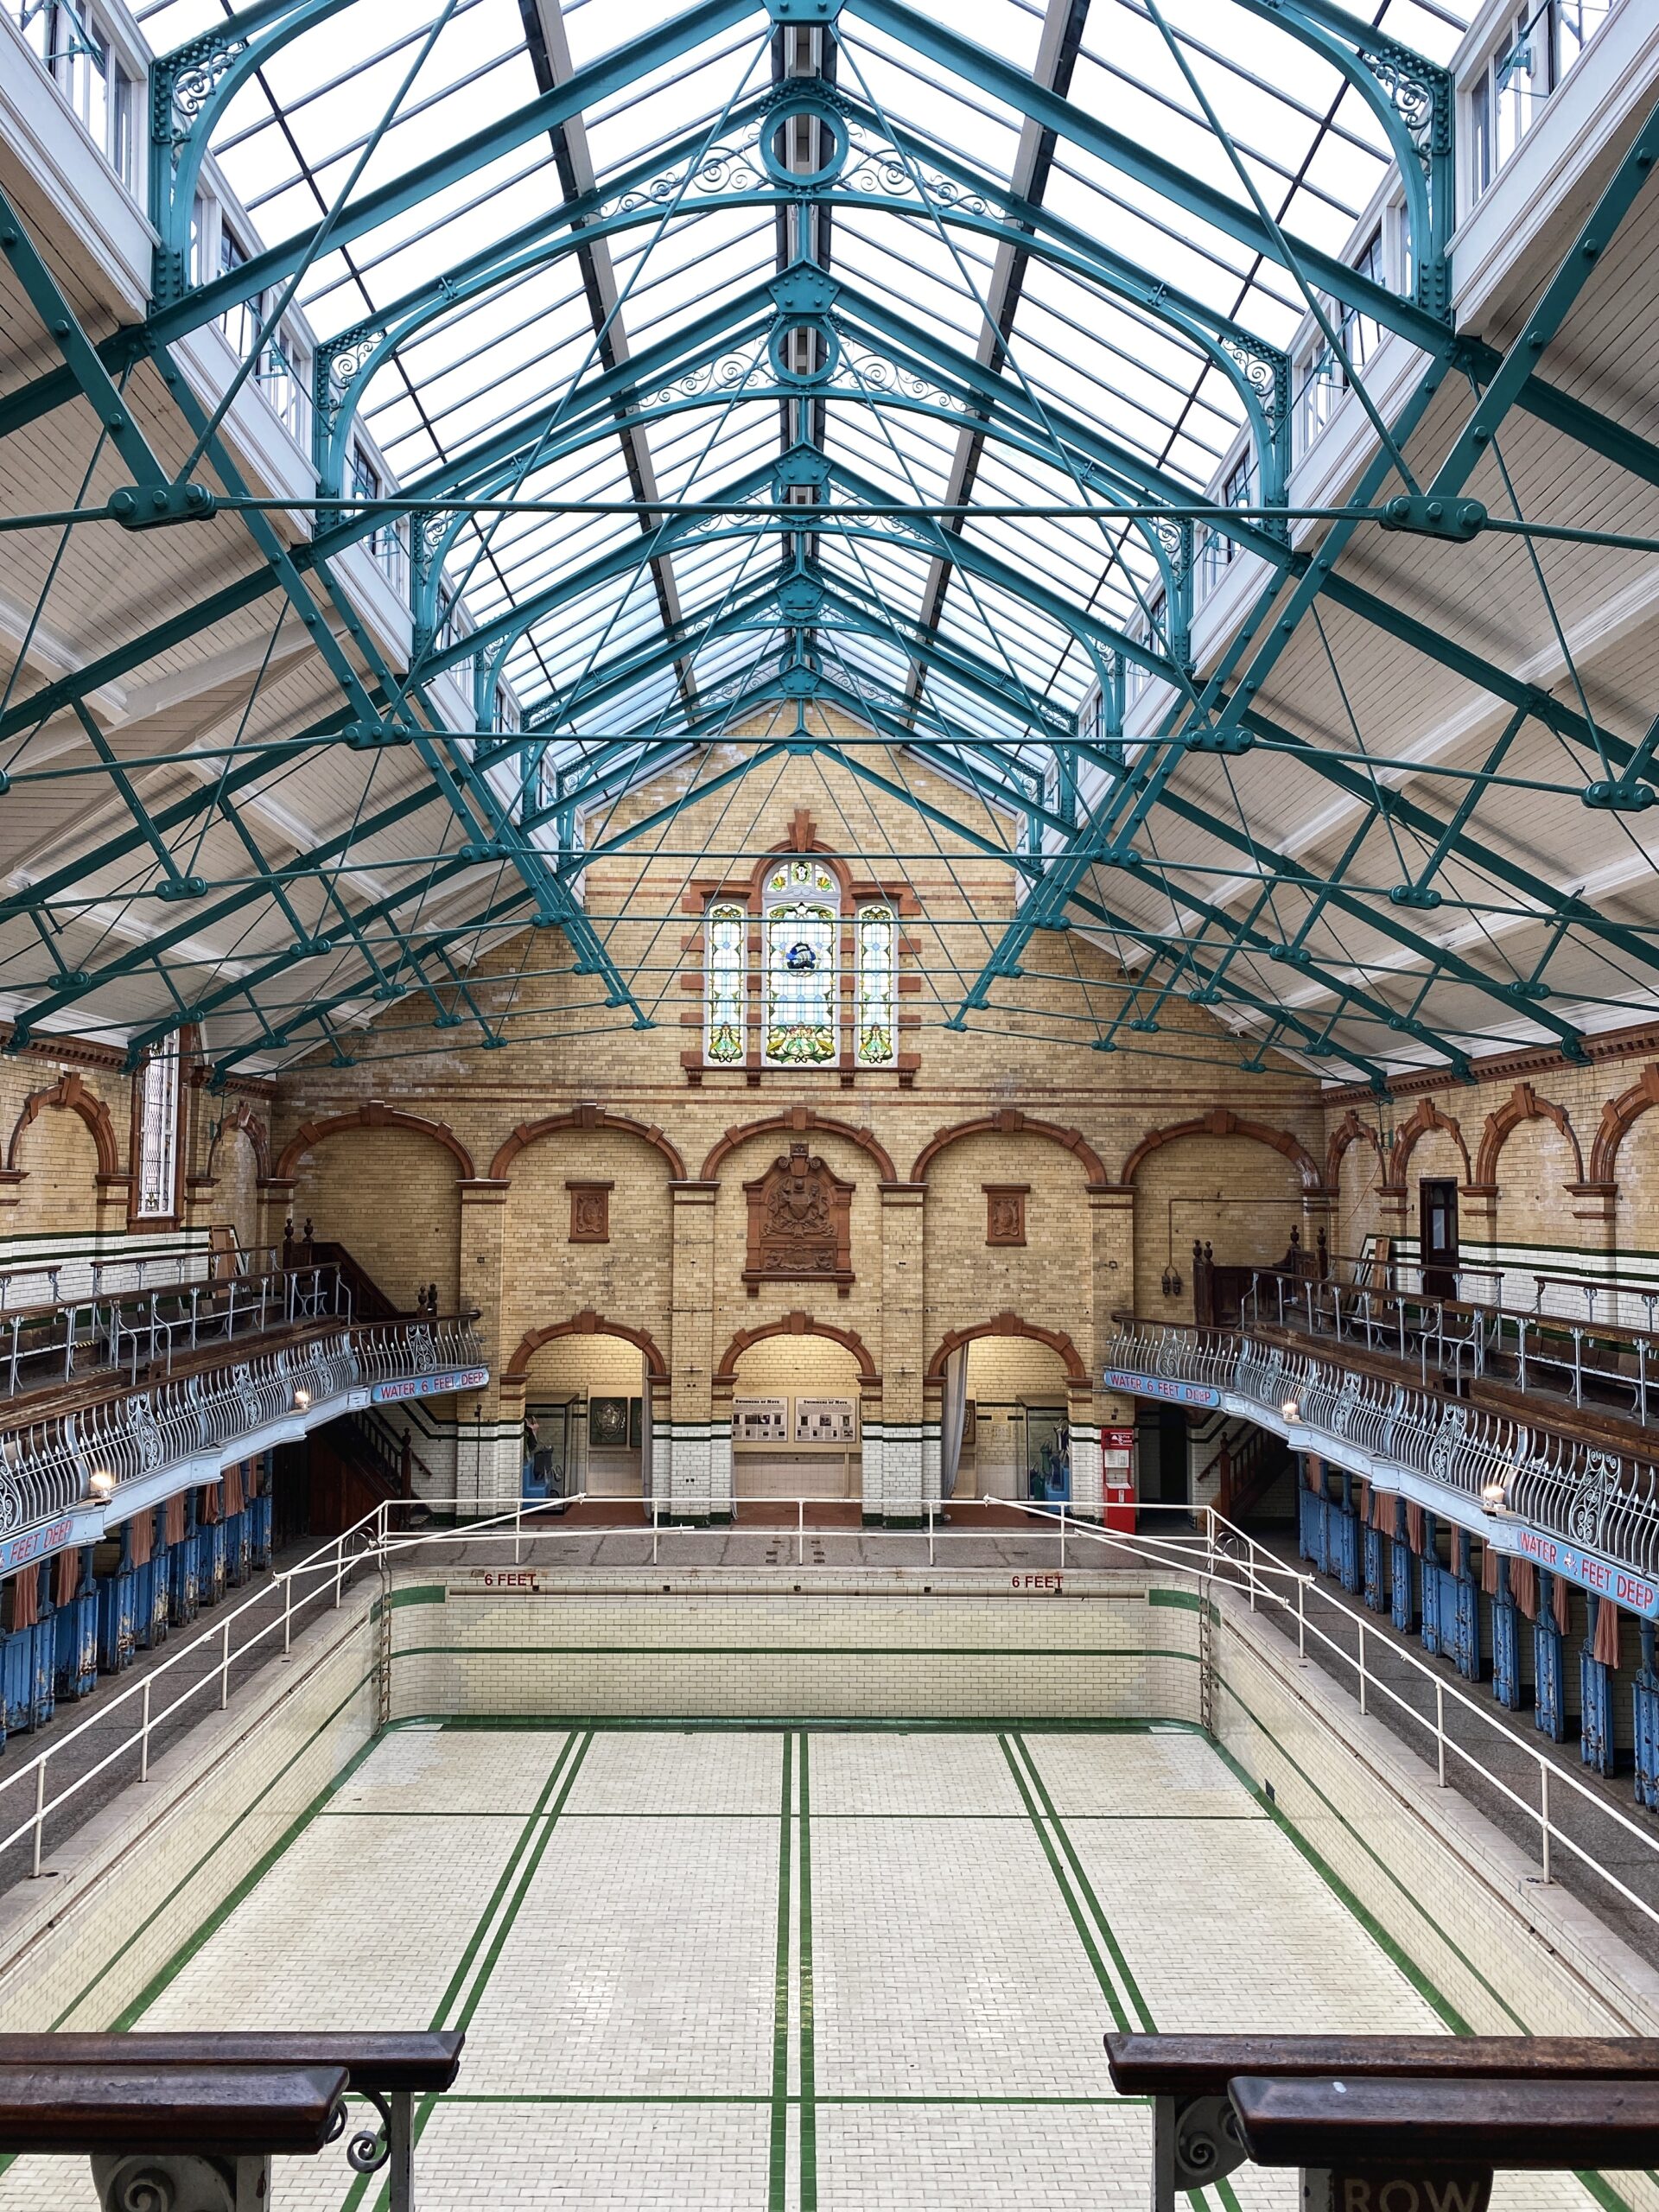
[768,317,840,388]
[760,96,851,189]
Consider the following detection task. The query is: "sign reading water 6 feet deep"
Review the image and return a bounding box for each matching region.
[1510,1525,1659,1617]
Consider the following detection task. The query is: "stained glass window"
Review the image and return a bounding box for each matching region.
[135,1046,181,1217]
[763,861,838,1066]
[704,902,747,1065]
[855,906,898,1067]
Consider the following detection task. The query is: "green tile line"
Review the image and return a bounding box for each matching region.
[1012,1736,1157,2035]
[391,1642,1199,1659]
[997,1732,1132,2033]
[769,1731,793,2212]
[341,1727,593,2212]
[798,1731,817,2212]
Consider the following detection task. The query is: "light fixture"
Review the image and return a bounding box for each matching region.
[1480,1477,1509,1516]
[293,1386,312,1412]
[87,1468,114,1502]
[1160,1264,1184,1299]
[1281,1397,1300,1422]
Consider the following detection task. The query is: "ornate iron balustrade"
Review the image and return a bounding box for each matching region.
[1103,1324,1659,1583]
[0,1319,483,1540]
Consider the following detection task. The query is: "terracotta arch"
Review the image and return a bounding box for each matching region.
[1475,1081,1584,1187]
[910,1109,1109,1186]
[1121,1107,1323,1193]
[276,1102,475,1182]
[6,1071,121,1178]
[505,1309,669,1383]
[1325,1109,1386,1194]
[715,1309,878,1383]
[926,1311,1087,1385]
[1389,1097,1471,1188]
[1591,1063,1659,1185]
[701,1107,897,1184]
[205,1101,271,1183]
[489,1103,686,1184]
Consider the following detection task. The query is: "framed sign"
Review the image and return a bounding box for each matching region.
[794,1396,857,1444]
[588,1395,632,1449]
[733,1396,788,1445]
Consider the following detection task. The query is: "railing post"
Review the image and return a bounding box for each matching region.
[513,1489,523,1567]
[1058,1506,1067,1571]
[387,2089,416,2212]
[1540,1765,1552,1883]
[1357,1619,1366,1715]
[798,1497,804,1567]
[1435,1680,1446,1786]
[30,1758,46,1879]
[140,1676,153,1782]
[283,1570,293,1655]
[220,1616,232,1709]
[334,1533,345,1608]
[927,1498,935,1567]
[1296,1574,1306,1658]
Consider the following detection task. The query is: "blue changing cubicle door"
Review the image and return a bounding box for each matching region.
[1491,1560,1522,1711]
[1635,1621,1659,1813]
[54,1548,98,1700]
[1362,1511,1384,1612]
[226,1509,251,1587]
[1580,1594,1616,1777]
[1444,1529,1481,1682]
[1534,1571,1567,1741]
[250,1489,273,1570]
[168,1497,200,1627]
[196,1513,227,1608]
[1391,1497,1414,1635]
[1420,1514,1442,1656]
[97,1525,138,1674]
[1329,1468,1359,1594]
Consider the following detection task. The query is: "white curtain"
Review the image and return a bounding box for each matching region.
[640,1353,654,1506]
[940,1344,969,1501]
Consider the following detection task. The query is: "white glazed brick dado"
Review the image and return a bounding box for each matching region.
[385,1573,1205,1725]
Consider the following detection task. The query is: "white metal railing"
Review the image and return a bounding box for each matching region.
[1247,1260,1659,1423]
[1,1492,1651,1951]
[1103,1323,1659,1581]
[0,1318,483,1535]
[0,1243,270,1318]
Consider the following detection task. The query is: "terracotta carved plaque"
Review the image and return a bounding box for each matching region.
[743,1142,855,1294]
[983,1183,1029,1247]
[567,1179,613,1243]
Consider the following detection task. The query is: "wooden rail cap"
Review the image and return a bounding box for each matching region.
[1104,2032,1659,2096]
[0,2063,346,2156]
[0,2031,463,2094]
[1228,2074,1659,2173]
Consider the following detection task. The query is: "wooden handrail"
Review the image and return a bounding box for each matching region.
[1229,2073,1659,2172]
[0,2062,346,2154]
[0,2030,463,2094]
[1105,2032,1659,2094]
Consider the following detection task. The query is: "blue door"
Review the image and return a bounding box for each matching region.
[1445,1531,1480,1682]
[196,1519,227,1609]
[1421,1516,1442,1656]
[1,1627,35,1733]
[1391,1499,1414,1635]
[1363,1521,1384,1612]
[1330,1471,1360,1594]
[1535,1573,1566,1741]
[1492,1561,1521,1711]
[54,1550,98,1700]
[97,1528,138,1673]
[250,1491,273,1570]
[1580,1596,1616,1777]
[168,1526,200,1626]
[226,1510,251,1587]
[1635,1621,1659,1813]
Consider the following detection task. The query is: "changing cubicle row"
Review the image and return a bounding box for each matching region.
[0,1454,275,1745]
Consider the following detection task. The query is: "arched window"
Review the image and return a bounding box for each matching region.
[698,837,911,1073]
[135,1046,182,1218]
[855,905,897,1066]
[704,902,747,1066]
[762,859,837,1065]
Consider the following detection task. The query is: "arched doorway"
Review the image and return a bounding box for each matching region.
[944,1336,1075,1506]
[515,1329,658,1501]
[723,1332,867,1502]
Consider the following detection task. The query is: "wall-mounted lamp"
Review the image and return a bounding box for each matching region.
[1280,1397,1300,1422]
[292,1387,312,1412]
[87,1468,115,1502]
[1480,1477,1510,1516]
[1160,1264,1184,1299]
